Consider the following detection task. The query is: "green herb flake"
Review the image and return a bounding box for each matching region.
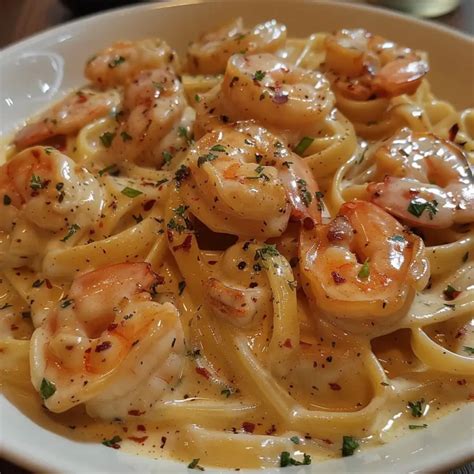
[341,436,359,457]
[290,436,300,444]
[463,346,474,355]
[287,280,297,291]
[102,435,122,448]
[162,151,173,165]
[315,191,325,211]
[443,284,461,301]
[210,144,226,152]
[279,451,311,467]
[221,388,232,398]
[99,131,116,148]
[408,399,425,418]
[178,126,193,145]
[174,165,191,185]
[61,224,80,242]
[409,424,428,430]
[40,378,56,399]
[121,187,143,198]
[120,131,132,142]
[407,198,438,219]
[390,235,406,243]
[98,164,120,177]
[32,279,44,288]
[60,298,74,309]
[297,178,312,207]
[3,195,11,206]
[294,136,314,156]
[187,458,204,470]
[197,153,217,167]
[174,205,189,217]
[178,280,186,296]
[30,174,46,190]
[194,94,201,103]
[253,70,266,82]
[108,56,126,68]
[358,259,370,279]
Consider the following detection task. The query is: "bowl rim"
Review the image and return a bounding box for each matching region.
[0,0,473,472]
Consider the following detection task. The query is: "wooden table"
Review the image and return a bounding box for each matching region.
[0,0,473,473]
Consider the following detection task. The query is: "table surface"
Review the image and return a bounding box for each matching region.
[0,0,473,473]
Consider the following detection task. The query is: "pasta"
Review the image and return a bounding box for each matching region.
[0,18,473,470]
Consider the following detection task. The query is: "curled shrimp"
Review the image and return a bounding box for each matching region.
[180,121,320,238]
[221,53,334,130]
[0,146,103,268]
[186,18,286,74]
[367,128,474,228]
[85,38,180,87]
[14,89,120,150]
[30,262,184,415]
[300,200,429,322]
[102,68,187,166]
[324,29,428,100]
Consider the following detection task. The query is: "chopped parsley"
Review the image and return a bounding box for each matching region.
[32,279,44,288]
[108,56,126,68]
[30,174,46,190]
[409,424,428,430]
[210,144,226,152]
[341,436,359,457]
[120,131,132,141]
[407,198,438,219]
[287,280,298,291]
[294,136,314,156]
[315,191,324,211]
[194,94,201,103]
[132,214,143,224]
[121,187,143,198]
[187,458,204,470]
[61,224,80,242]
[463,346,474,355]
[279,451,311,467]
[254,244,279,266]
[3,194,12,205]
[102,435,122,448]
[60,298,74,309]
[174,205,189,217]
[443,284,461,301]
[99,131,116,148]
[221,388,232,398]
[98,164,119,176]
[174,165,191,186]
[390,235,406,243]
[297,179,312,207]
[358,259,370,279]
[253,70,266,82]
[178,280,186,295]
[247,165,270,182]
[408,399,425,418]
[162,151,173,165]
[290,436,300,444]
[40,378,56,399]
[178,126,193,145]
[197,153,217,167]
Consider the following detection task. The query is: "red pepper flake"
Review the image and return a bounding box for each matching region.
[143,199,156,211]
[122,427,128,433]
[137,424,146,432]
[128,409,145,416]
[457,379,467,386]
[322,438,333,444]
[449,123,459,142]
[107,323,118,331]
[331,271,346,284]
[84,347,92,354]
[266,424,277,435]
[282,338,293,348]
[160,436,167,448]
[10,324,19,331]
[303,217,315,230]
[172,234,192,252]
[76,91,88,103]
[95,341,112,352]
[65,345,74,351]
[468,393,474,401]
[128,436,148,444]
[195,366,211,379]
[329,382,341,391]
[45,278,53,289]
[242,422,255,433]
[208,260,217,265]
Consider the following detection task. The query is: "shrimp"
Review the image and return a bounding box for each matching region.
[0,146,103,268]
[300,200,429,321]
[14,89,120,150]
[367,128,474,228]
[180,121,320,238]
[324,29,428,100]
[85,38,180,88]
[186,18,286,75]
[103,68,187,166]
[30,262,185,415]
[221,53,334,130]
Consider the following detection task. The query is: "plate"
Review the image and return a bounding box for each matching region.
[0,1,473,472]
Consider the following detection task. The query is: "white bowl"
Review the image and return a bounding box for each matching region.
[0,1,473,472]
